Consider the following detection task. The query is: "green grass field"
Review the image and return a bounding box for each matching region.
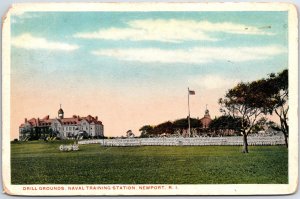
[11,141,288,184]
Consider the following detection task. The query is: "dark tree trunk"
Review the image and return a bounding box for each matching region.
[282,120,289,148]
[277,109,289,148]
[242,133,249,153]
[283,132,288,148]
[278,118,289,148]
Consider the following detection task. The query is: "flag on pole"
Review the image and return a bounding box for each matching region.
[189,90,195,95]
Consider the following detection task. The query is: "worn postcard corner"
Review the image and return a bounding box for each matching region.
[1,2,298,196]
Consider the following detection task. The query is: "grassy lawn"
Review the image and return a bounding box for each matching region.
[11,141,288,184]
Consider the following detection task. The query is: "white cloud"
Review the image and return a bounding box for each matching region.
[190,74,240,91]
[129,19,274,36]
[11,33,79,51]
[92,45,286,64]
[74,19,274,43]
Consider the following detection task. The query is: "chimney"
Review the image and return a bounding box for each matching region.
[95,116,98,121]
[25,118,27,123]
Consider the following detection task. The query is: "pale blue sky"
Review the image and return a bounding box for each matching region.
[11,11,288,87]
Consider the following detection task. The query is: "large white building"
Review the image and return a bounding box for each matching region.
[19,106,104,139]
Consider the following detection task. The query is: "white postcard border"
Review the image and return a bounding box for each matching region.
[2,2,298,196]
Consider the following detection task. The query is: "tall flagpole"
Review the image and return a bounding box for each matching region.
[188,87,191,137]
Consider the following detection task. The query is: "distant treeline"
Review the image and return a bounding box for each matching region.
[139,116,243,138]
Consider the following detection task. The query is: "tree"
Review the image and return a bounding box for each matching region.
[20,126,59,141]
[251,117,268,134]
[126,130,135,138]
[139,125,153,138]
[219,81,270,153]
[79,131,89,139]
[173,117,201,129]
[265,69,289,147]
[152,121,174,135]
[139,122,174,137]
[173,118,188,129]
[210,115,242,136]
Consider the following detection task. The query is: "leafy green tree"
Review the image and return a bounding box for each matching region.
[139,125,153,138]
[219,80,270,153]
[265,69,289,147]
[20,126,58,141]
[243,69,289,147]
[210,115,242,135]
[251,117,268,134]
[152,121,174,135]
[265,121,283,134]
[173,117,201,129]
[173,118,188,129]
[80,131,89,139]
[139,117,202,137]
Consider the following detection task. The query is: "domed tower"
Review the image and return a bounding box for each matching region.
[200,104,212,128]
[204,108,210,118]
[58,104,64,119]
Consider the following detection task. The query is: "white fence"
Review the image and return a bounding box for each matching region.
[78,135,285,146]
[78,139,102,145]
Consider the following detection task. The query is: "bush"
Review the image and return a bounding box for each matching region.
[11,139,19,143]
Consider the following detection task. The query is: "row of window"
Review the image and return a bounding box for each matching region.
[55,126,101,131]
[64,132,103,137]
[20,124,101,132]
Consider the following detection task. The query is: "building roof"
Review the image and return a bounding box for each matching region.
[19,114,103,128]
[28,118,38,126]
[42,115,50,120]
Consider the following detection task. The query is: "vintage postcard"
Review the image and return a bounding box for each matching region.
[2,2,298,196]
